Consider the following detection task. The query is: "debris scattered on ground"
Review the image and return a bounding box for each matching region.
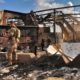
[0,54,80,80]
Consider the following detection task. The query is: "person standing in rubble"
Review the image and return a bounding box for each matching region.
[6,21,21,65]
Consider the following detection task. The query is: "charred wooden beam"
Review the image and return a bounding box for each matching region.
[35,4,80,13]
[0,25,38,30]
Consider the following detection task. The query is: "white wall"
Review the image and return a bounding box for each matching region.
[61,42,80,58]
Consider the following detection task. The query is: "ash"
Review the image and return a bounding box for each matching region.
[0,60,80,80]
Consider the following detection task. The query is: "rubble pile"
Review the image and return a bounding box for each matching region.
[69,54,80,68]
[0,64,80,80]
[0,54,80,80]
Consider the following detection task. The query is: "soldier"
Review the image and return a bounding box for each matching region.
[6,21,21,65]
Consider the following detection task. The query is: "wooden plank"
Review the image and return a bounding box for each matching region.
[16,52,35,63]
[47,77,64,80]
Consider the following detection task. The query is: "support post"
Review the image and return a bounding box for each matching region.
[53,9,56,43]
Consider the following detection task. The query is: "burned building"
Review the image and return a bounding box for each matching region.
[0,10,38,51]
[0,10,26,26]
[0,5,80,52]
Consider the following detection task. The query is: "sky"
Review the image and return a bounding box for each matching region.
[0,0,80,13]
